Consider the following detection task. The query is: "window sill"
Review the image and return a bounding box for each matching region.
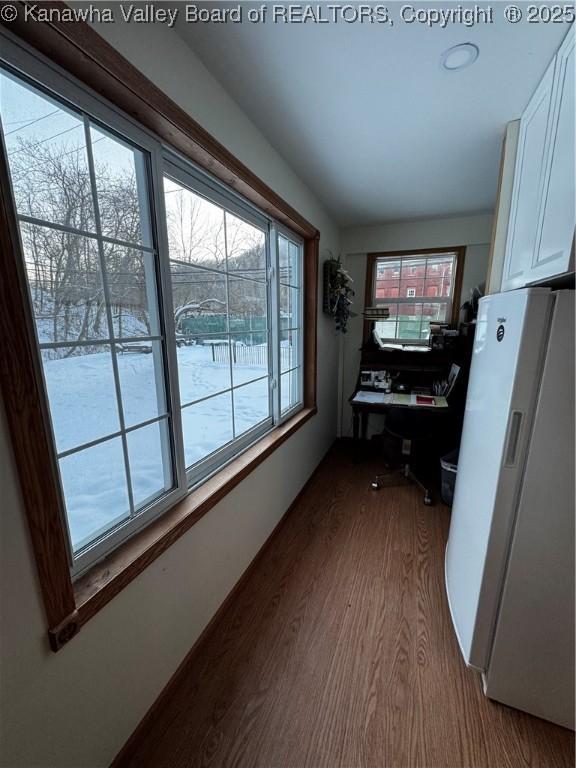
[70,406,316,635]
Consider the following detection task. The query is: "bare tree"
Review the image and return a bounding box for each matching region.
[13,131,271,353]
[164,185,267,332]
[11,133,150,353]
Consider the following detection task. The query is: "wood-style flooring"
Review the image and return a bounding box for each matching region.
[115,442,574,768]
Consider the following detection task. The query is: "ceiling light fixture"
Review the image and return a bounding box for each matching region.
[440,43,480,72]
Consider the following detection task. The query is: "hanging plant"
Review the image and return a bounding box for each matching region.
[323,253,355,333]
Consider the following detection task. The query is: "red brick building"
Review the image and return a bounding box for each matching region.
[374,258,454,301]
[373,256,455,336]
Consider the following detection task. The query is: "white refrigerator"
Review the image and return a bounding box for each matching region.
[445,287,575,729]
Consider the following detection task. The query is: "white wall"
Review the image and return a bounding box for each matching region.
[0,19,340,768]
[339,213,493,437]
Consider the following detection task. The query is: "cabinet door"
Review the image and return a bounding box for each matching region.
[502,60,555,291]
[532,28,575,282]
[486,121,520,295]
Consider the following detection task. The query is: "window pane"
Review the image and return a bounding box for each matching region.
[278,235,300,286]
[281,368,300,414]
[279,285,300,330]
[234,378,270,436]
[90,126,152,247]
[42,346,120,454]
[400,279,425,298]
[104,245,161,337]
[127,419,172,510]
[374,314,397,340]
[225,212,266,281]
[376,259,400,280]
[425,256,454,297]
[0,70,96,232]
[401,258,426,280]
[181,392,234,468]
[59,436,130,552]
[164,177,226,270]
[116,340,167,428]
[421,303,449,339]
[228,277,267,330]
[230,333,269,386]
[20,222,107,344]
[171,260,230,407]
[426,256,454,277]
[374,279,400,300]
[280,330,299,373]
[397,303,422,340]
[171,263,228,332]
[177,337,232,407]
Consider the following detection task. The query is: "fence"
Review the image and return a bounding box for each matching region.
[180,314,268,343]
[210,343,293,370]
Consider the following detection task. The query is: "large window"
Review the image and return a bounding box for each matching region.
[0,59,304,576]
[369,250,462,343]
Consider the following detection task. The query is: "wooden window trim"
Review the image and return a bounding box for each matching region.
[0,3,319,651]
[363,246,466,344]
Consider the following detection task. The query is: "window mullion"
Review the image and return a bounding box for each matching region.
[151,148,187,492]
[269,224,281,424]
[16,213,157,253]
[223,212,236,439]
[393,297,448,305]
[82,115,136,518]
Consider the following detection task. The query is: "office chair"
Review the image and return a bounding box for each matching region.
[371,408,436,505]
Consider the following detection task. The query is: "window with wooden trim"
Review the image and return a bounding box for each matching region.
[0,34,308,590]
[368,249,464,344]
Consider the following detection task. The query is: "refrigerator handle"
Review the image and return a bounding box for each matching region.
[504,410,523,467]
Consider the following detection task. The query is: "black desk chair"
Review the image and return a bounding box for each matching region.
[371,408,439,505]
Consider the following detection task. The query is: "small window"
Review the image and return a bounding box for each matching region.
[278,233,303,415]
[371,250,461,343]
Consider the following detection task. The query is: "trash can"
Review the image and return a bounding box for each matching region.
[440,449,459,506]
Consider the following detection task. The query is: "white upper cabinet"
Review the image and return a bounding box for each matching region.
[502,61,555,290]
[502,26,575,291]
[533,29,575,282]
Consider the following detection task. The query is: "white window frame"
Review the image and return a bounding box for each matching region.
[371,252,457,344]
[275,224,305,423]
[0,36,305,579]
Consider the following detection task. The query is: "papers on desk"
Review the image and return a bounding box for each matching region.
[352,391,448,408]
[398,345,430,353]
[351,390,393,405]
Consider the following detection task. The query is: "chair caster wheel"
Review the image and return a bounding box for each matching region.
[424,493,433,506]
[371,481,381,491]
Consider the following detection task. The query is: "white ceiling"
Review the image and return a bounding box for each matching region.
[175,5,567,226]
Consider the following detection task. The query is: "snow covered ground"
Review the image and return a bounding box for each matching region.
[43,343,297,552]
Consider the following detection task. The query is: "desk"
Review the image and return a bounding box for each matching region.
[351,339,471,442]
[349,390,448,441]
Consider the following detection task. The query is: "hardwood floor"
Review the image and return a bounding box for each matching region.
[115,442,574,768]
